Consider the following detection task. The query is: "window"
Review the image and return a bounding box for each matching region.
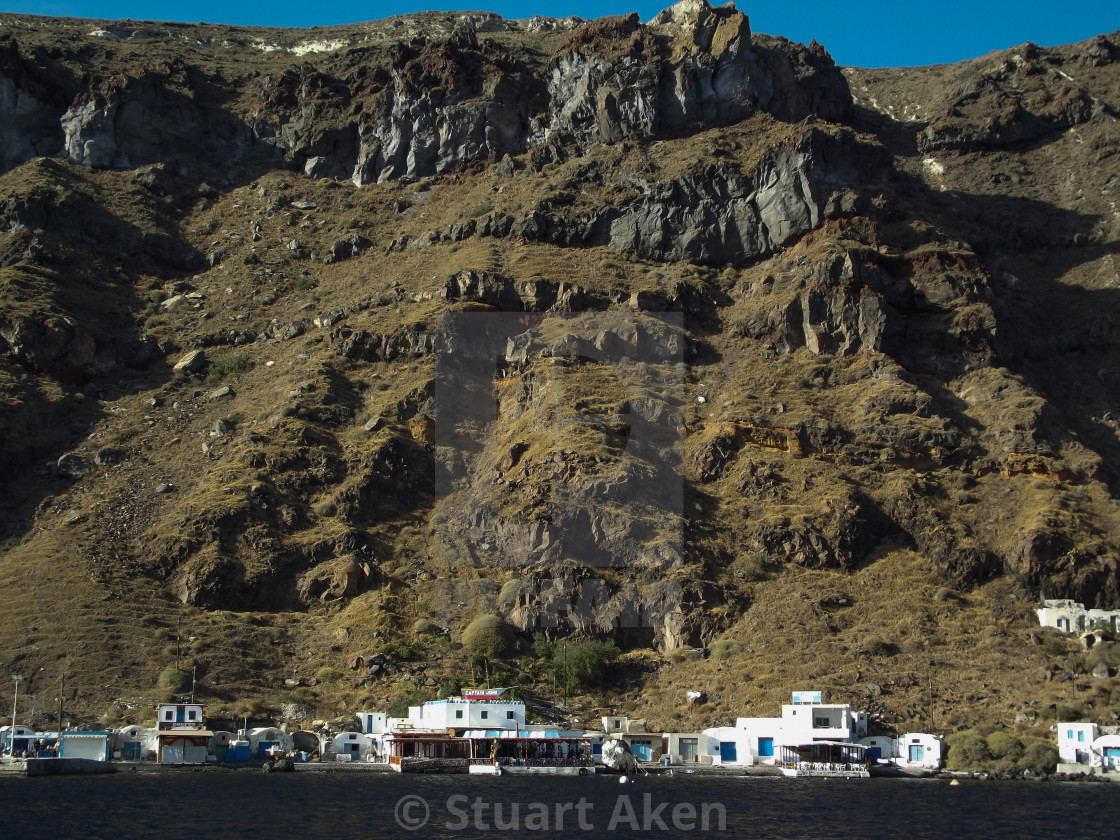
[164,710,174,721]
[507,711,515,720]
[1078,731,1085,742]
[481,711,488,720]
[188,710,197,721]
[1067,729,1074,740]
[814,717,831,728]
[455,710,463,720]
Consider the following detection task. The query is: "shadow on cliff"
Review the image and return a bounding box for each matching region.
[0,165,206,541]
[876,136,1120,495]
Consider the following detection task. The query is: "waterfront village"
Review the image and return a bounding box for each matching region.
[3,599,1120,779]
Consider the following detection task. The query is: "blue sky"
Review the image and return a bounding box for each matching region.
[6,1,1117,67]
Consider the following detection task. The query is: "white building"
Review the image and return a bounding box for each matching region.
[1037,600,1120,634]
[895,733,944,768]
[600,716,660,762]
[859,735,898,764]
[247,727,294,759]
[156,703,205,729]
[731,691,869,766]
[1092,734,1120,770]
[359,712,388,735]
[0,724,37,757]
[405,691,525,732]
[1058,722,1099,765]
[702,726,753,766]
[663,732,712,765]
[331,731,379,761]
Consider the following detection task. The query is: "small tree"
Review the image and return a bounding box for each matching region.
[548,639,620,696]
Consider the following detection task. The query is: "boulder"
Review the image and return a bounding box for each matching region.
[173,349,206,375]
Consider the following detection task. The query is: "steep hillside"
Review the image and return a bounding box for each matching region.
[1,1,1119,735]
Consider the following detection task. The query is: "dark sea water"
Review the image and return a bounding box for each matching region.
[0,769,1116,839]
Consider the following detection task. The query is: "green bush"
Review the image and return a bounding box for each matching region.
[209,351,250,377]
[709,639,742,660]
[463,614,514,657]
[1018,740,1059,775]
[532,632,553,660]
[946,730,991,771]
[159,668,190,692]
[438,678,461,699]
[986,730,1024,762]
[315,666,343,684]
[294,276,317,291]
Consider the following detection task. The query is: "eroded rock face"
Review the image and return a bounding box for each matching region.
[0,312,96,378]
[917,40,1110,153]
[0,37,62,171]
[0,2,850,183]
[61,73,259,171]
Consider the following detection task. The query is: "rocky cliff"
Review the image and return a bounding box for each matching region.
[1,1,1119,731]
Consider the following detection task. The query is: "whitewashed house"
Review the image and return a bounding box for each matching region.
[157,703,204,728]
[155,703,212,764]
[1058,722,1099,765]
[359,712,388,735]
[1092,734,1120,770]
[733,691,869,765]
[331,731,379,761]
[702,726,753,766]
[405,689,525,732]
[0,724,37,757]
[60,731,112,761]
[247,727,294,760]
[896,733,944,768]
[663,732,712,765]
[110,724,152,761]
[601,715,660,762]
[1037,600,1120,634]
[859,735,898,764]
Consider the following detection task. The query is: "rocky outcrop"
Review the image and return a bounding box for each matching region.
[540,2,850,149]
[0,3,850,183]
[0,35,63,171]
[61,71,261,171]
[918,41,1109,153]
[512,127,877,265]
[0,312,96,379]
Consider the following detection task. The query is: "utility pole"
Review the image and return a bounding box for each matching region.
[190,666,197,703]
[57,674,65,757]
[9,674,22,758]
[176,617,182,672]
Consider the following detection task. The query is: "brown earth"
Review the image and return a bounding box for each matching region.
[0,2,1119,736]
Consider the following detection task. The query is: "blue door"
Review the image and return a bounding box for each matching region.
[868,747,882,761]
[631,740,652,761]
[720,742,737,762]
[758,738,773,757]
[908,745,925,763]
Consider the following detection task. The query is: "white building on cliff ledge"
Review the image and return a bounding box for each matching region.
[1037,600,1120,634]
